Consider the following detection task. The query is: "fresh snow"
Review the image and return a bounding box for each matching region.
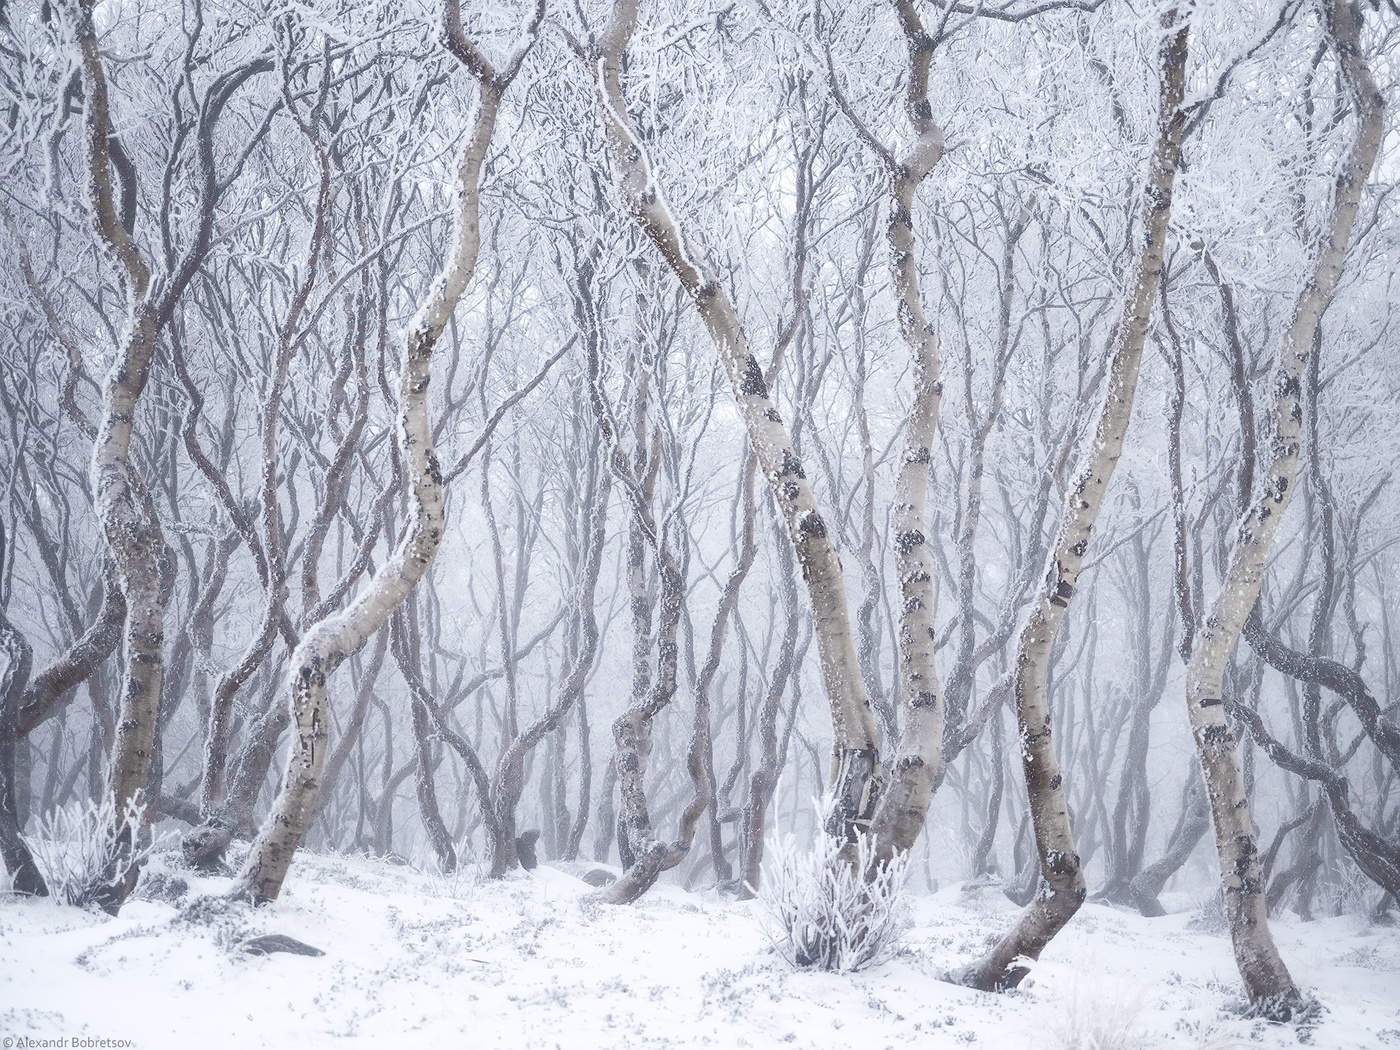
[3,849,1397,1049]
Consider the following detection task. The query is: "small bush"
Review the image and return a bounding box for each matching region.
[23,793,165,909]
[1049,984,1148,1050]
[760,810,910,973]
[422,856,482,900]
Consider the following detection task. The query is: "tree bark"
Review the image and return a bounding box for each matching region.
[0,537,45,894]
[73,0,173,914]
[963,9,1189,991]
[1181,0,1381,1011]
[590,0,879,841]
[232,3,542,903]
[858,0,948,864]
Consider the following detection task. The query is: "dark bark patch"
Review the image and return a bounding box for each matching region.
[776,449,805,479]
[516,829,540,871]
[1200,723,1233,751]
[894,529,924,556]
[738,355,767,397]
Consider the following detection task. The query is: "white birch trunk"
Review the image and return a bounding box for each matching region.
[74,1,168,894]
[233,3,542,902]
[593,0,879,835]
[964,9,1190,990]
[1183,0,1382,1010]
[867,0,946,863]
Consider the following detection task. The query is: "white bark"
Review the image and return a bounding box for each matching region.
[74,1,168,887]
[1183,0,1382,1009]
[862,0,946,863]
[233,1,543,903]
[591,0,879,836]
[965,8,1190,990]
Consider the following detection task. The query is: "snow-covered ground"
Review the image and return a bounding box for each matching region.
[2,849,1397,1050]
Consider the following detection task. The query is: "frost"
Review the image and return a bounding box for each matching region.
[23,793,169,910]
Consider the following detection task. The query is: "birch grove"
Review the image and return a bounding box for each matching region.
[0,0,1397,1027]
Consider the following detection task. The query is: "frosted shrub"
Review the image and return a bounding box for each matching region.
[24,793,163,908]
[423,852,482,901]
[761,816,910,973]
[1048,984,1148,1050]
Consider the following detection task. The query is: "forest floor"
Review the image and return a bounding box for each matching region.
[1,848,1397,1050]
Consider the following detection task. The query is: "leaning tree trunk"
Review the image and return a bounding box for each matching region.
[74,0,172,914]
[962,9,1189,991]
[1128,773,1210,916]
[232,2,543,903]
[0,550,45,895]
[591,0,879,839]
[1182,0,1382,1012]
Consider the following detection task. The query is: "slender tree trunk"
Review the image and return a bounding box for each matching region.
[394,601,456,873]
[16,565,125,736]
[1129,774,1210,916]
[1182,0,1381,1011]
[74,0,173,914]
[591,0,879,840]
[488,450,609,878]
[232,5,542,902]
[0,555,45,894]
[564,695,592,862]
[963,10,1189,990]
[739,521,804,896]
[198,147,330,817]
[864,0,946,862]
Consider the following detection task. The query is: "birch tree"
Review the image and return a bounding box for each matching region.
[71,0,176,913]
[1181,0,1383,1013]
[817,0,946,864]
[962,5,1190,991]
[588,0,881,844]
[232,0,544,903]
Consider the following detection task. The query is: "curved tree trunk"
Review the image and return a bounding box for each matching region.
[962,9,1189,991]
[591,0,879,842]
[738,521,803,897]
[859,0,946,864]
[1181,0,1381,1012]
[1128,773,1210,916]
[232,2,543,903]
[74,0,173,914]
[15,566,125,737]
[393,600,457,875]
